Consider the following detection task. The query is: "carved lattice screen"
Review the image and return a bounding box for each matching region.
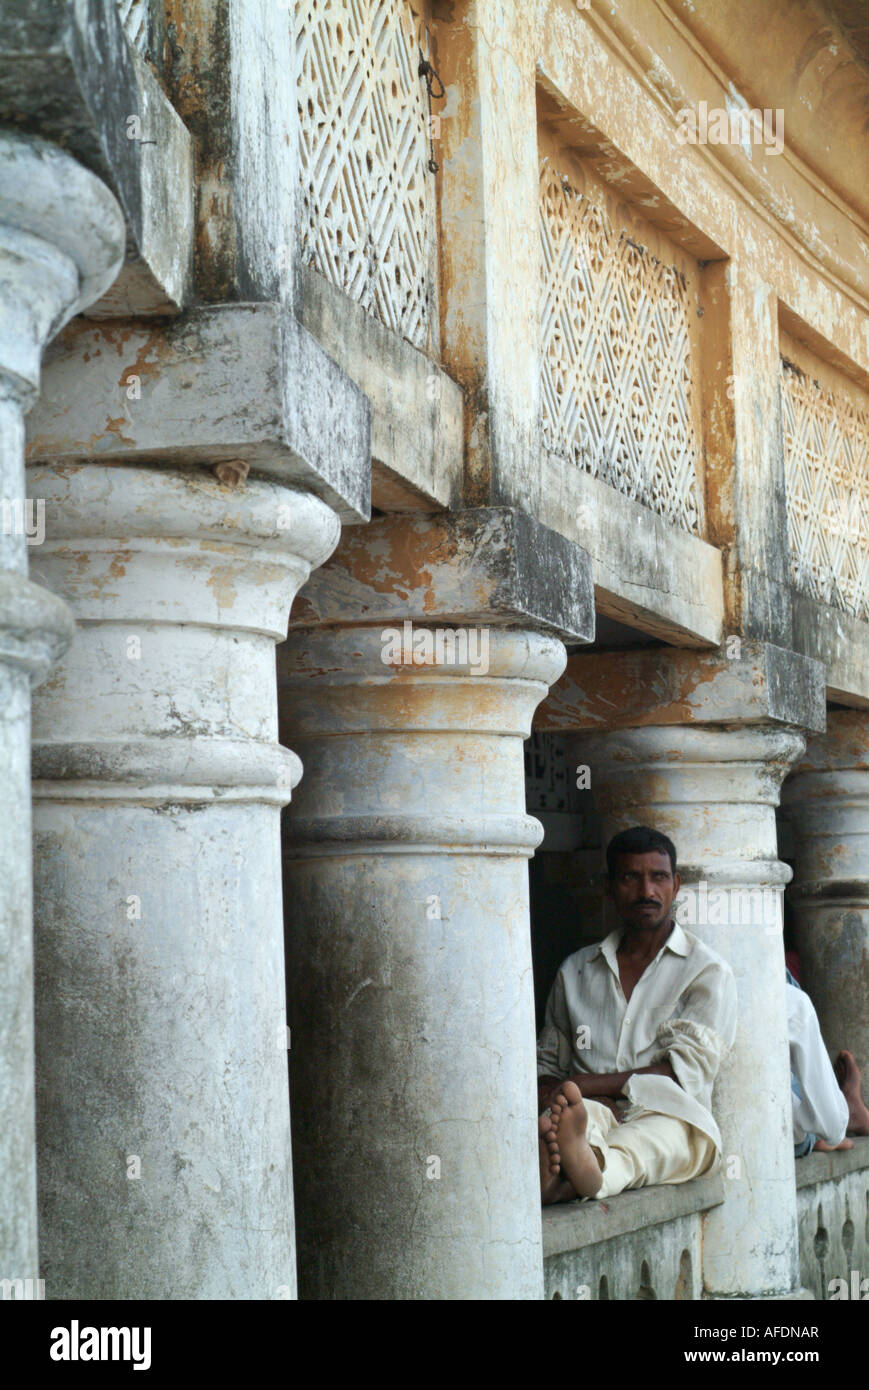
[781,359,869,620]
[295,0,436,352]
[539,162,704,535]
[116,0,151,54]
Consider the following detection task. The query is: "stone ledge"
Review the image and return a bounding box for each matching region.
[795,1135,869,1189]
[541,1173,725,1257]
[792,592,869,709]
[298,265,462,513]
[536,453,724,646]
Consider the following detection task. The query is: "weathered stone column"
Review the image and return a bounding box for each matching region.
[540,642,825,1297]
[783,710,869,1105]
[0,131,122,1288]
[279,510,594,1299]
[28,462,340,1298]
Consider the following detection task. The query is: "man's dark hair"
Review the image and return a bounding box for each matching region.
[606,826,677,880]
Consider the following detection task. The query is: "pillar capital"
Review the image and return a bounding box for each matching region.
[281,625,565,861]
[789,706,869,773]
[0,131,124,405]
[28,461,339,806]
[783,708,869,892]
[0,572,73,687]
[570,723,804,890]
[0,0,194,314]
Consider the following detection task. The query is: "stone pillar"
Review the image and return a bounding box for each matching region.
[540,641,826,1297]
[784,709,869,1104]
[278,510,594,1299]
[29,461,340,1298]
[0,132,123,1287]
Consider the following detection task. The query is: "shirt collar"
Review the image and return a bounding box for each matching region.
[593,919,689,968]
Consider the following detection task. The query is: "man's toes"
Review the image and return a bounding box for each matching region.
[560,1080,583,1106]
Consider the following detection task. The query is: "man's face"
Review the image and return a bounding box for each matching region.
[607,850,681,932]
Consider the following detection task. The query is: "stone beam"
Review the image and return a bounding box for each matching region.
[536,642,826,734]
[435,0,541,512]
[0,0,194,315]
[163,0,298,305]
[25,304,371,524]
[291,507,595,643]
[701,265,793,645]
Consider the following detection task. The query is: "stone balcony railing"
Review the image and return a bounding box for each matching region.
[797,1138,869,1301]
[543,1174,722,1301]
[542,1138,869,1300]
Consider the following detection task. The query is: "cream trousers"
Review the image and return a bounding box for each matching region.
[584,1099,717,1200]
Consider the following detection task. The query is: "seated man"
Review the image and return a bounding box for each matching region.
[537,825,737,1203]
[787,968,869,1155]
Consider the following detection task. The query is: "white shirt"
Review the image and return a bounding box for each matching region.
[787,982,849,1146]
[537,921,737,1151]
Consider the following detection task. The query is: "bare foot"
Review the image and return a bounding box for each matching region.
[538,1113,563,1203]
[834,1052,869,1135]
[549,1081,604,1198]
[814,1136,854,1151]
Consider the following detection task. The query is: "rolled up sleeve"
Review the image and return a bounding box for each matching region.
[652,961,737,1101]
